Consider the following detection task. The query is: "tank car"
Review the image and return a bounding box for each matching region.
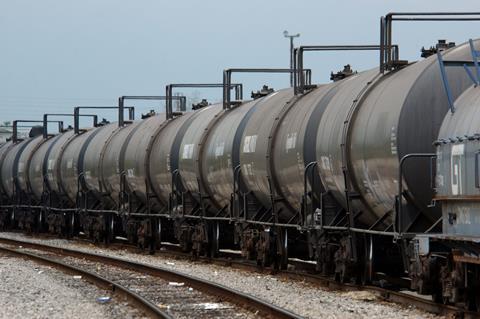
[1,11,480,312]
[408,40,480,309]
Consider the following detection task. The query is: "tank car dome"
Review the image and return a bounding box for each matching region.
[437,86,480,139]
[435,85,480,235]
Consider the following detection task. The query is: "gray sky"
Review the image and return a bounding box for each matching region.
[1,0,479,127]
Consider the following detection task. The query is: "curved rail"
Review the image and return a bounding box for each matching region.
[0,244,171,319]
[0,237,301,319]
[140,242,480,318]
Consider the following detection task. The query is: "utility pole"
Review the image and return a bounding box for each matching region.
[283,30,300,87]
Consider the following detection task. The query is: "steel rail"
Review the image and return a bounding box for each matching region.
[0,244,172,319]
[128,241,480,318]
[0,237,301,319]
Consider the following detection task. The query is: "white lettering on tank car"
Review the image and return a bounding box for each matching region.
[182,144,194,159]
[285,132,297,151]
[166,154,171,172]
[215,142,225,157]
[18,162,24,173]
[457,206,471,225]
[67,159,73,169]
[320,156,331,171]
[243,163,253,176]
[436,174,444,188]
[243,135,257,153]
[452,144,465,155]
[451,144,464,195]
[390,127,397,155]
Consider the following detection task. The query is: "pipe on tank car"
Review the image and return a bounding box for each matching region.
[380,12,480,71]
[42,113,98,139]
[222,68,311,109]
[13,120,63,143]
[294,45,398,93]
[165,83,243,120]
[73,106,134,134]
[119,95,187,120]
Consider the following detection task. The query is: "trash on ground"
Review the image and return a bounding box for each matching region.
[157,303,170,309]
[96,296,111,304]
[168,282,184,286]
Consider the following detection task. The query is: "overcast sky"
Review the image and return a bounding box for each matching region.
[1,0,479,127]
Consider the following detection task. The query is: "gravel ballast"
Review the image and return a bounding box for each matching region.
[0,251,145,319]
[0,232,442,319]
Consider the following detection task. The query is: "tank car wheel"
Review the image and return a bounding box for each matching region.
[104,214,114,245]
[10,210,15,228]
[278,228,288,270]
[154,218,162,251]
[360,235,373,285]
[209,222,219,258]
[110,214,115,242]
[36,210,44,233]
[68,212,76,238]
[335,267,347,283]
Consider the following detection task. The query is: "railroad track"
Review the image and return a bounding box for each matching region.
[0,237,301,319]
[157,249,480,319]
[2,235,480,318]
[97,241,480,319]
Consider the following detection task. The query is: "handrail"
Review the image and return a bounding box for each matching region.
[12,120,63,143]
[397,153,436,237]
[380,12,480,73]
[436,38,478,113]
[73,106,135,134]
[222,68,311,109]
[43,113,98,138]
[119,95,187,121]
[294,45,398,94]
[165,83,243,119]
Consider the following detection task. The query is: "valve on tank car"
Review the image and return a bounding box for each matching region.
[421,39,456,58]
[141,110,156,119]
[192,99,209,110]
[251,85,274,99]
[330,64,356,82]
